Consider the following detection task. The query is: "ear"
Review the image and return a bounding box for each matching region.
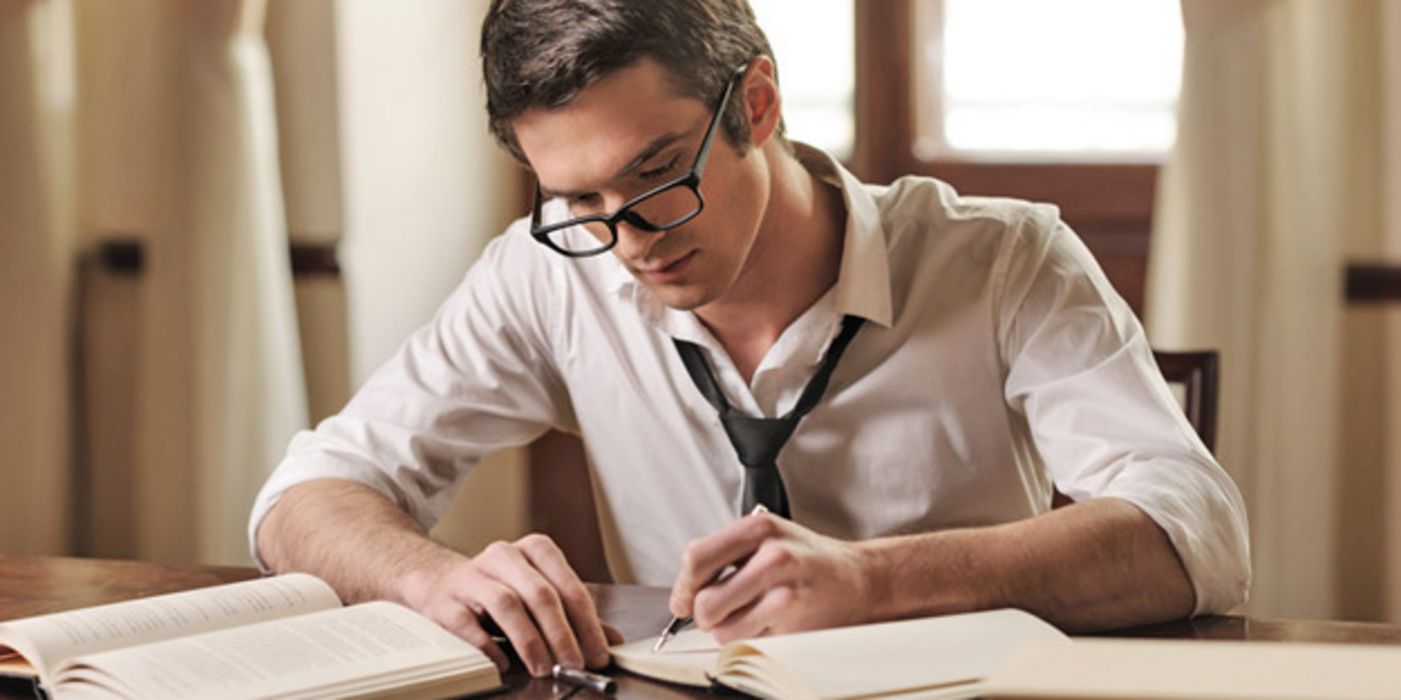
[740,56,782,148]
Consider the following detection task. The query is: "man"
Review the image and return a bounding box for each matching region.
[251,0,1250,680]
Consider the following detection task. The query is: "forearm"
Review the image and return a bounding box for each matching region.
[862,498,1195,632]
[254,478,463,606]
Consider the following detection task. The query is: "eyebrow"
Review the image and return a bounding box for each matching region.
[538,131,687,200]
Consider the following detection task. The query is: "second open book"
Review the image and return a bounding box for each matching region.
[613,607,1401,700]
[612,607,1067,699]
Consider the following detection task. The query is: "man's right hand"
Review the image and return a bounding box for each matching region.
[396,533,622,677]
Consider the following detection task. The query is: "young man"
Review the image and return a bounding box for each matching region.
[251,0,1249,680]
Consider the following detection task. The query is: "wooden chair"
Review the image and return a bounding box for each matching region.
[532,349,1222,575]
[1151,349,1219,452]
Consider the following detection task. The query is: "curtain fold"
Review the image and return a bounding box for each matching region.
[1150,0,1397,619]
[1384,0,1401,624]
[184,0,308,564]
[0,0,76,554]
[3,0,378,566]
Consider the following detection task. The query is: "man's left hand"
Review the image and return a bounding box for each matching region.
[667,512,881,644]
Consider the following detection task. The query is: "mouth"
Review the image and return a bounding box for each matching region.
[636,250,697,284]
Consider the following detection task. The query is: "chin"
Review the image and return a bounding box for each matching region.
[648,284,717,311]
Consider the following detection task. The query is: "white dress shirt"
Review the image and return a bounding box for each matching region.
[250,144,1250,615]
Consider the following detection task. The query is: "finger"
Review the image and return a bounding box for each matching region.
[470,579,554,677]
[603,622,625,645]
[710,584,797,645]
[443,607,512,673]
[516,534,613,669]
[478,542,586,671]
[670,513,785,617]
[692,540,792,628]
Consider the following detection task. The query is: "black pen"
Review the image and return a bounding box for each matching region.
[653,504,768,652]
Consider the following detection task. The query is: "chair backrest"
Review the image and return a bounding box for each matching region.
[1151,349,1219,452]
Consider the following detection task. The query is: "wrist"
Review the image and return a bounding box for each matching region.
[388,543,466,609]
[856,529,1001,621]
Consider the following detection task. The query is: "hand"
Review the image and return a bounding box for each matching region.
[396,533,624,677]
[668,513,878,644]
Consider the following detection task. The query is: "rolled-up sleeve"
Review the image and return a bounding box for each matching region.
[248,227,572,569]
[996,216,1250,615]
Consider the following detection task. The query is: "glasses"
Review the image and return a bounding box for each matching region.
[529,65,748,257]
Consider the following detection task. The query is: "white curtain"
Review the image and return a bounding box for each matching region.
[1150,0,1401,619]
[184,0,308,564]
[0,0,76,554]
[0,0,307,564]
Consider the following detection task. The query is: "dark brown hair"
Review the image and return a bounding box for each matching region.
[481,0,785,164]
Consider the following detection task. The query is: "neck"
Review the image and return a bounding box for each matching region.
[696,143,846,377]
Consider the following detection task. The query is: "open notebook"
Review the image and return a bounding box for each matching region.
[982,636,1401,699]
[611,608,1069,699]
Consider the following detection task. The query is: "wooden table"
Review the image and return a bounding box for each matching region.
[3,555,1400,698]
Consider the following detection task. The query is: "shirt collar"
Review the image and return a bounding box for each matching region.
[600,141,895,334]
[794,142,893,329]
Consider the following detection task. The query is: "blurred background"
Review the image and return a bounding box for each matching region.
[2,0,1398,624]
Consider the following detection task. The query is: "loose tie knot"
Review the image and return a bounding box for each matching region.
[672,315,865,518]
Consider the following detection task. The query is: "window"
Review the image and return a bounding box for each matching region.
[919,0,1184,161]
[750,0,856,158]
[852,1,1180,314]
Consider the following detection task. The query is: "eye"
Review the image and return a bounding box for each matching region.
[567,192,603,209]
[638,154,681,181]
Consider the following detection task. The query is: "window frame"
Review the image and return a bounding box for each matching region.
[850,0,1159,314]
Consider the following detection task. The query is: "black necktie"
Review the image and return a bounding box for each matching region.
[672,315,864,517]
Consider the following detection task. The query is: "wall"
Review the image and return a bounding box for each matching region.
[273,0,531,555]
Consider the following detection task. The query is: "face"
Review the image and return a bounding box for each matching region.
[513,59,771,311]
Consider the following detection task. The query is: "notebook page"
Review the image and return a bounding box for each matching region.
[50,601,497,700]
[984,637,1401,699]
[0,573,339,677]
[720,608,1068,699]
[610,628,720,687]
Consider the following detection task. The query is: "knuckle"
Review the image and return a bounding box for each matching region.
[520,636,550,663]
[561,586,593,613]
[481,540,511,559]
[769,584,797,609]
[522,582,556,608]
[681,541,704,570]
[483,587,518,612]
[762,543,796,569]
[547,629,581,659]
[440,605,475,631]
[516,532,552,553]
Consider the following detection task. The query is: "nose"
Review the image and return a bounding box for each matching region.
[613,218,661,262]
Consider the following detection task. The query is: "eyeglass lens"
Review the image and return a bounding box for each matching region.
[548,185,702,254]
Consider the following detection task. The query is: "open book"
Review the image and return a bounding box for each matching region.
[982,636,1401,699]
[0,573,500,699]
[610,608,1069,699]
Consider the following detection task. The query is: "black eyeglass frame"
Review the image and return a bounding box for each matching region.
[528,64,749,258]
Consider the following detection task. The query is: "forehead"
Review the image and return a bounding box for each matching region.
[513,59,708,192]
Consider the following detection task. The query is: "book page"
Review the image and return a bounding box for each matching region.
[719,608,1069,699]
[983,637,1401,699]
[50,601,499,700]
[0,573,339,678]
[610,628,719,687]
